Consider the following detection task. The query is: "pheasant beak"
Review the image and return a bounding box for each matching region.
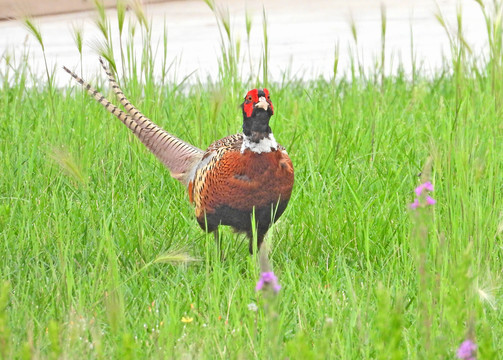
[255,96,269,111]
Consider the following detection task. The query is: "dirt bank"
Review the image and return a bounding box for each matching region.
[0,0,169,20]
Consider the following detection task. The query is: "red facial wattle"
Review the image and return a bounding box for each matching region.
[243,101,255,118]
[243,89,258,117]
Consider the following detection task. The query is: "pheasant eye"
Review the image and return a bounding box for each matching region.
[247,95,253,101]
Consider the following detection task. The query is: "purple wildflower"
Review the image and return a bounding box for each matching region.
[410,181,436,209]
[256,271,281,293]
[416,181,433,196]
[415,181,434,196]
[426,196,436,205]
[410,198,420,209]
[457,339,477,360]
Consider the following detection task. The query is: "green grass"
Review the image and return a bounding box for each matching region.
[1,2,503,359]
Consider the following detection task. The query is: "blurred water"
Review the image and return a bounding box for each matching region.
[0,0,488,86]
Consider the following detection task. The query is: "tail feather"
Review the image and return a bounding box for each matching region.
[62,65,204,185]
[98,58,153,131]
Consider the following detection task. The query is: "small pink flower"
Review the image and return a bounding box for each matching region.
[410,181,436,209]
[256,271,281,293]
[457,339,477,360]
[410,198,419,209]
[426,196,436,205]
[414,181,434,196]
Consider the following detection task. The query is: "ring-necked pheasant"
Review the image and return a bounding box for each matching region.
[63,59,294,253]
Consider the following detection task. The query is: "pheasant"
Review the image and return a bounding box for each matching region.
[63,59,294,253]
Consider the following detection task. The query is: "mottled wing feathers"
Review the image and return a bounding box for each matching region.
[190,133,243,215]
[203,133,244,155]
[63,63,204,185]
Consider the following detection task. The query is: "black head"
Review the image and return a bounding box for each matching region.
[241,89,274,141]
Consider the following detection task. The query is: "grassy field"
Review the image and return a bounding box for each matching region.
[1,1,503,358]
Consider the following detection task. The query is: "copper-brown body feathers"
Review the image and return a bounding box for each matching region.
[191,134,293,217]
[63,60,294,253]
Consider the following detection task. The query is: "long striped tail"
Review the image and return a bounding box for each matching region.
[62,63,204,185]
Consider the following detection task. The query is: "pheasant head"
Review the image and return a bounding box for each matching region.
[241,89,275,144]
